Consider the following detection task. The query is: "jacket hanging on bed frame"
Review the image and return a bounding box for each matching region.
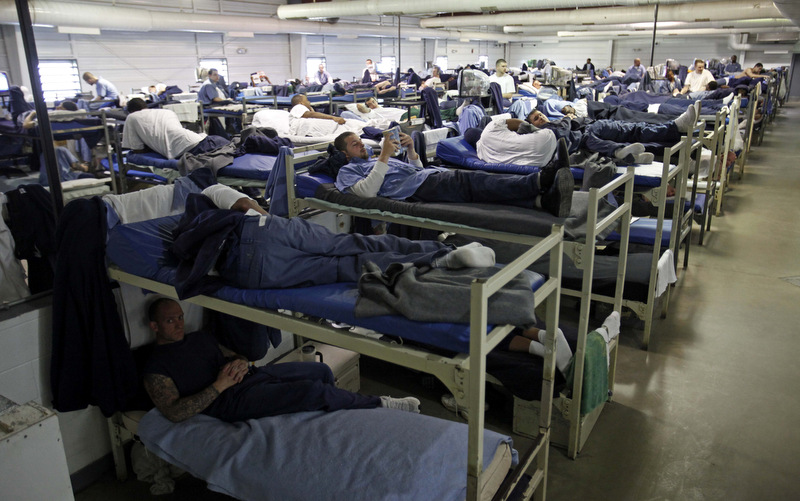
[50,197,138,416]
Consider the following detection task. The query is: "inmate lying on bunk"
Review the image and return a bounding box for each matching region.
[333,130,575,217]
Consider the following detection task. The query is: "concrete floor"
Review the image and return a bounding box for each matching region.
[76,102,800,501]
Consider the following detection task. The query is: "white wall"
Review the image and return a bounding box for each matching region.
[0,300,110,476]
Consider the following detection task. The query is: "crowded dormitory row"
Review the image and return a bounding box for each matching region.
[0,34,793,501]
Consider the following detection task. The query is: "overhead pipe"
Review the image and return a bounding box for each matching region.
[727,33,795,51]
[503,18,797,34]
[420,0,782,28]
[772,0,800,30]
[0,1,525,42]
[277,0,696,20]
[556,27,799,38]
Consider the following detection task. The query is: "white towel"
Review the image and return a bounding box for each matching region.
[656,249,678,297]
[0,195,30,303]
[103,185,177,224]
[164,102,199,123]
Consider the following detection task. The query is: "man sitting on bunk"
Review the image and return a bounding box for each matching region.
[82,72,119,102]
[198,68,231,105]
[479,104,698,166]
[334,130,574,218]
[681,59,716,94]
[143,298,422,423]
[122,98,229,159]
[735,62,769,80]
[289,93,368,137]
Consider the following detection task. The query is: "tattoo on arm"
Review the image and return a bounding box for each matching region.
[144,373,220,423]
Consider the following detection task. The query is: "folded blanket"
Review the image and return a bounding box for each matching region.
[356,262,538,326]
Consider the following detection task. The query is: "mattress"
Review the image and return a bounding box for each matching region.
[106,214,546,354]
[332,91,375,102]
[138,406,516,501]
[125,151,277,181]
[436,136,673,188]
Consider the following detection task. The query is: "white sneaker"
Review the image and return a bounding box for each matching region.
[380,396,421,413]
[440,394,488,422]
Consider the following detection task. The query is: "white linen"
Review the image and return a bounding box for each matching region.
[656,249,678,297]
[103,185,178,224]
[0,194,29,303]
[251,109,292,136]
[122,108,206,159]
[288,104,364,137]
[163,102,198,123]
[476,118,557,167]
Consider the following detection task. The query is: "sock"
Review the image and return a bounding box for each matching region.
[674,105,698,133]
[434,245,495,269]
[601,311,621,340]
[614,143,645,159]
[528,340,545,358]
[380,396,421,413]
[538,328,572,374]
[634,152,655,164]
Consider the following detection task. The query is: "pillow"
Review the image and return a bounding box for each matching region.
[252,109,291,136]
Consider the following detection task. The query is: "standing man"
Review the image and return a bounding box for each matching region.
[581,58,596,74]
[82,72,119,102]
[363,59,378,83]
[626,58,645,81]
[489,59,517,99]
[681,59,716,94]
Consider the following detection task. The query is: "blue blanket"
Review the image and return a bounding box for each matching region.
[139,407,517,501]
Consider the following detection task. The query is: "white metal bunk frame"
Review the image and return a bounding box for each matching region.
[106,220,564,501]
[283,143,636,459]
[735,83,760,180]
[694,104,732,245]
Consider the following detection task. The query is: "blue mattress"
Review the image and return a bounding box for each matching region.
[606,218,672,247]
[436,136,668,188]
[106,214,545,354]
[126,151,276,180]
[333,91,375,103]
[100,157,168,183]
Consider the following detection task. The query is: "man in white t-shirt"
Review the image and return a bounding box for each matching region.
[122,98,226,159]
[488,59,516,99]
[288,94,364,137]
[476,117,557,167]
[681,59,716,94]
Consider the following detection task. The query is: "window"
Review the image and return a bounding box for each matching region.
[376,56,396,74]
[198,58,228,83]
[38,60,81,102]
[306,57,327,82]
[478,55,489,69]
[435,56,448,72]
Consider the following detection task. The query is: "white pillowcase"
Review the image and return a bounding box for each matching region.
[252,109,292,136]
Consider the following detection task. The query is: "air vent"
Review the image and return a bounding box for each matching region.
[757,32,799,42]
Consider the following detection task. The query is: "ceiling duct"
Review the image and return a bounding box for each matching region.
[503,18,796,34]
[419,0,782,28]
[277,0,696,20]
[772,0,800,29]
[0,0,525,42]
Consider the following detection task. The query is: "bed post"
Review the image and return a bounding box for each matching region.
[466,276,488,501]
[285,148,298,218]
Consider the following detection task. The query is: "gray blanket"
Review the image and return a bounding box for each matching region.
[356,262,538,326]
[178,142,236,175]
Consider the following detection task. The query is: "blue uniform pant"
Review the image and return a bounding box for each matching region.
[205,362,380,422]
[226,215,451,289]
[583,120,680,157]
[410,169,541,210]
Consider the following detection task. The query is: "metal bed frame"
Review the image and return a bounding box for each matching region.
[735,83,760,180]
[694,104,732,244]
[284,143,636,459]
[107,220,565,501]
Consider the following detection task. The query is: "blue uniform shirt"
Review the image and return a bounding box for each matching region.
[335,157,446,200]
[95,77,119,99]
[626,65,645,81]
[198,79,228,104]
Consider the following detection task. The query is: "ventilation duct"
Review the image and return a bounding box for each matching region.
[278,0,695,20]
[0,1,525,43]
[419,0,782,28]
[728,33,795,52]
[772,0,800,29]
[503,18,796,35]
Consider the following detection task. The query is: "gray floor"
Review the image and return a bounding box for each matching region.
[76,102,800,501]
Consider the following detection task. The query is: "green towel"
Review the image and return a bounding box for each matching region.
[565,331,609,416]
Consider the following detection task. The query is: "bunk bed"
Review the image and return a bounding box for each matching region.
[104,201,565,500]
[275,143,635,458]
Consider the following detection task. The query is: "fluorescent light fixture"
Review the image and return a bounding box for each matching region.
[228,31,254,38]
[338,34,359,39]
[33,24,55,28]
[764,50,789,54]
[630,21,684,29]
[459,37,470,42]
[189,29,215,33]
[58,26,101,35]
[408,36,422,41]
